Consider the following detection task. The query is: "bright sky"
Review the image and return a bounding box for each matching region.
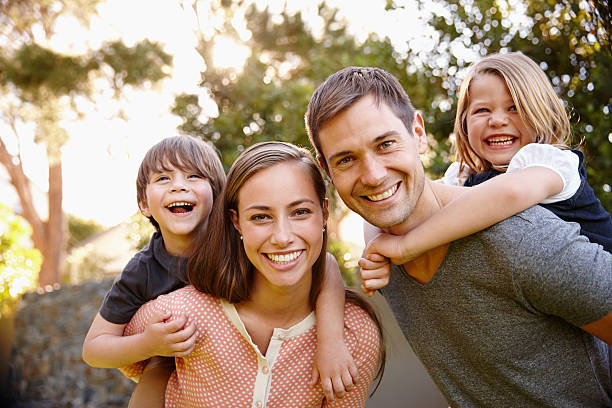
[2,0,446,228]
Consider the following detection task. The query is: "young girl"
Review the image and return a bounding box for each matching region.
[121,141,384,407]
[360,52,612,293]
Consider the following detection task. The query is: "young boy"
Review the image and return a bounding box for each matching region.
[82,136,357,402]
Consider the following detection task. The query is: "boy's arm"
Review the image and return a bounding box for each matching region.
[82,310,196,368]
[364,166,563,266]
[310,252,358,402]
[128,357,174,408]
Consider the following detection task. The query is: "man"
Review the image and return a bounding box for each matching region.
[305,66,612,406]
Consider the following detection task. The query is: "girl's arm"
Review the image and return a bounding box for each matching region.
[365,166,563,266]
[310,252,358,403]
[82,309,197,368]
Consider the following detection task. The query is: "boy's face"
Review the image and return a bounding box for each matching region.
[140,162,214,253]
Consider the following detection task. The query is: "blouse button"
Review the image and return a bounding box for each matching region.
[255,401,262,408]
[262,366,269,375]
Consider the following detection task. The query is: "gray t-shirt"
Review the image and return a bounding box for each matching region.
[381,205,612,407]
[99,232,187,324]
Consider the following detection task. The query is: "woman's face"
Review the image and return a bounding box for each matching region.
[231,161,328,291]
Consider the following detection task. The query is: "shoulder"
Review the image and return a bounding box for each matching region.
[439,162,473,186]
[156,285,216,306]
[343,299,380,342]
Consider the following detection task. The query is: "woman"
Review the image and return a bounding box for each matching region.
[122,141,384,407]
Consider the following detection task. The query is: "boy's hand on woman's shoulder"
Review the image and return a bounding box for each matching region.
[143,309,198,358]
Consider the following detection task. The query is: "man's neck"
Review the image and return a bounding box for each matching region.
[386,180,459,284]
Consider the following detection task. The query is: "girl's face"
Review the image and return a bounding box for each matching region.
[466,73,538,168]
[231,161,328,292]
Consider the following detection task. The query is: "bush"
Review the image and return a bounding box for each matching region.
[0,204,42,317]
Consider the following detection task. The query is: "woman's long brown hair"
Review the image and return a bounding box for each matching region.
[187,140,385,391]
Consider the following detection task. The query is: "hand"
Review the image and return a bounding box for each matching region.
[310,341,359,402]
[142,309,198,358]
[365,231,419,265]
[358,253,390,297]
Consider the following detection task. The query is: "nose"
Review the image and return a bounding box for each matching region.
[271,217,293,248]
[170,176,189,192]
[489,110,508,127]
[359,155,387,187]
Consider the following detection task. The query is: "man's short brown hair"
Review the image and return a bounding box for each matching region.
[305,66,416,169]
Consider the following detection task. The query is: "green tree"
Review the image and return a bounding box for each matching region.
[171,0,450,252]
[391,0,612,211]
[0,203,42,317]
[0,0,172,287]
[66,214,104,250]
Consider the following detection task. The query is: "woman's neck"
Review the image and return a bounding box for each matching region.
[235,275,312,354]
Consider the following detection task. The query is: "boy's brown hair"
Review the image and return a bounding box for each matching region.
[305,66,416,170]
[136,136,226,231]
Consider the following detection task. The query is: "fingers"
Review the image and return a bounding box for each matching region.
[360,282,375,297]
[150,309,171,324]
[320,378,335,403]
[310,367,320,387]
[331,376,347,400]
[162,313,188,333]
[358,257,386,271]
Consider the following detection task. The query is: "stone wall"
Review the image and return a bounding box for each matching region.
[7,280,134,407]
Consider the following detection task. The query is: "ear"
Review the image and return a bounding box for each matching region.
[412,111,429,155]
[139,201,152,218]
[229,209,241,235]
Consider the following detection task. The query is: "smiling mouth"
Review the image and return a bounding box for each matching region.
[167,201,194,213]
[485,136,516,146]
[266,250,303,264]
[365,183,398,202]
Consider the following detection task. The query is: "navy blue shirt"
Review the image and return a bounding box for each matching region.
[465,149,612,253]
[99,232,188,324]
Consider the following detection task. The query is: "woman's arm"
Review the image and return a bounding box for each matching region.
[365,166,563,265]
[311,253,358,402]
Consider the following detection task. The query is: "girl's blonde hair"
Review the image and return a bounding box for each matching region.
[454,52,571,172]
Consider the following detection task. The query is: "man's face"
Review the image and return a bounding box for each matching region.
[318,94,428,229]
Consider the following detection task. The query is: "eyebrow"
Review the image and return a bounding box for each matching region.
[243,198,316,212]
[327,130,400,164]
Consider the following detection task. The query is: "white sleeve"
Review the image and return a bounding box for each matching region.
[438,162,473,186]
[507,143,580,204]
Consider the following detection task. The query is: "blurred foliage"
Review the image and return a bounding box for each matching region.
[0,0,173,286]
[63,244,112,284]
[173,0,611,215]
[402,0,612,210]
[126,213,155,252]
[328,237,359,287]
[66,214,104,250]
[0,204,42,318]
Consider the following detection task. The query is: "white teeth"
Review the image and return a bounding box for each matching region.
[486,137,514,146]
[167,202,193,208]
[367,184,398,202]
[267,251,302,264]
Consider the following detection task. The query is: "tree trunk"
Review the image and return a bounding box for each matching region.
[39,161,64,287]
[0,136,64,287]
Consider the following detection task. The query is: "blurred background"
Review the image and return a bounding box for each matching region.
[0,0,610,406]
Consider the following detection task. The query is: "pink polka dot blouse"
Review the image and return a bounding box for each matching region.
[121,285,381,407]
